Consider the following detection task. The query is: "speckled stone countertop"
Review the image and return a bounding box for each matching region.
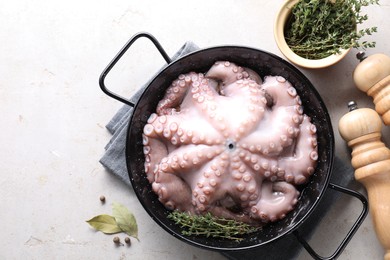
[1,0,389,259]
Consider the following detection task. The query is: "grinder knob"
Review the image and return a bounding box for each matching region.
[353,53,390,125]
[338,101,390,260]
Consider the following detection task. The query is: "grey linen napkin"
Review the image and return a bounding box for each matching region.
[100,42,357,259]
[100,41,199,185]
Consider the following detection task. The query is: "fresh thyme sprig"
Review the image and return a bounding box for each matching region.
[167,211,261,241]
[285,0,378,59]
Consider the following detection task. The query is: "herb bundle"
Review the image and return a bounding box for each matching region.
[285,0,378,59]
[167,211,261,241]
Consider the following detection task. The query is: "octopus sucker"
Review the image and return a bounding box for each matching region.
[147,113,158,124]
[142,134,149,145]
[143,61,318,225]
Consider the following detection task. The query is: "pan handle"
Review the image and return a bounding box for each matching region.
[99,32,172,107]
[293,183,368,260]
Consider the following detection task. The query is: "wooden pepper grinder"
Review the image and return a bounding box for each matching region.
[353,53,390,125]
[338,101,390,260]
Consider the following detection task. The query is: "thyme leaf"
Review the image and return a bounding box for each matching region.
[285,0,379,59]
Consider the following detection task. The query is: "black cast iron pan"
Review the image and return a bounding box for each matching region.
[99,32,368,259]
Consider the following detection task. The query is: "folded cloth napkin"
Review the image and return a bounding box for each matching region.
[100,41,200,185]
[100,42,357,259]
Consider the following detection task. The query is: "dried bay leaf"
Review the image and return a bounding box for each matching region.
[112,202,139,240]
[86,214,122,234]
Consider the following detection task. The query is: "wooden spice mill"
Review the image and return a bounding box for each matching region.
[338,53,390,260]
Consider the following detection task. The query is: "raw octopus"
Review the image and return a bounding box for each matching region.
[142,61,318,224]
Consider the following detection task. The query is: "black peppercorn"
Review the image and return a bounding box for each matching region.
[113,236,120,244]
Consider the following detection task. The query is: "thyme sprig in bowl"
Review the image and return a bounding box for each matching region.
[274,0,378,69]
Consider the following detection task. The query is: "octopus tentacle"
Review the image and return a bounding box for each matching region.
[240,106,302,156]
[227,168,260,210]
[156,145,224,176]
[236,148,284,182]
[144,113,224,146]
[143,134,168,183]
[152,172,193,212]
[261,75,301,108]
[251,181,299,222]
[278,115,318,185]
[152,145,224,212]
[156,72,203,115]
[205,61,262,87]
[191,152,230,213]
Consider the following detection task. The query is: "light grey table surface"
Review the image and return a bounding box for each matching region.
[1,0,389,259]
